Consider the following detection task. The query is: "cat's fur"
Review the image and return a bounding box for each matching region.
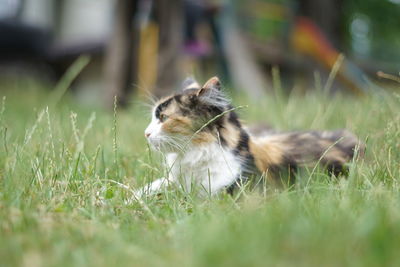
[137,76,363,197]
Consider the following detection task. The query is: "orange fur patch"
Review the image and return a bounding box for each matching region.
[249,137,285,172]
[192,132,216,145]
[162,116,193,136]
[220,120,241,149]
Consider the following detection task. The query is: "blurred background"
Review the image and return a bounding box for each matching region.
[0,0,399,108]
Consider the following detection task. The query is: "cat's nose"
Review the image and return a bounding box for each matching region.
[145,132,151,138]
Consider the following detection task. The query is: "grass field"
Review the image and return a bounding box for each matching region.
[1,78,399,267]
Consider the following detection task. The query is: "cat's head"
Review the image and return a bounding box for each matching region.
[144,76,232,152]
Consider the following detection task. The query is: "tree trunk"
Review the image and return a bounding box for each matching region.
[104,0,138,107]
[154,0,183,97]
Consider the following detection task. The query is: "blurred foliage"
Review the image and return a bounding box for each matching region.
[343,0,400,63]
[235,0,293,42]
[235,0,400,66]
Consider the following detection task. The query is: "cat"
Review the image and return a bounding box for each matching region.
[136,76,363,198]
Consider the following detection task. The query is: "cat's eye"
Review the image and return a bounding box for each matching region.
[159,114,168,122]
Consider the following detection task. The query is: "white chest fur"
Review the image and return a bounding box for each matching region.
[166,143,242,195]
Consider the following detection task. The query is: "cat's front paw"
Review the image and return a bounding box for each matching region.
[125,178,170,204]
[124,189,144,205]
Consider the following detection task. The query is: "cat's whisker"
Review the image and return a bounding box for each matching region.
[141,90,158,106]
[164,137,187,153]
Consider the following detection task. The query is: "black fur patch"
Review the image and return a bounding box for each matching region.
[155,97,173,119]
[174,95,182,104]
[226,177,247,195]
[268,157,298,186]
[178,107,191,117]
[232,129,256,184]
[233,130,250,156]
[325,160,348,177]
[228,111,241,128]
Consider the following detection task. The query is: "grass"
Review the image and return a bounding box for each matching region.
[0,77,400,267]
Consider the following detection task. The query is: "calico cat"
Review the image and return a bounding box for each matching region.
[137,76,363,197]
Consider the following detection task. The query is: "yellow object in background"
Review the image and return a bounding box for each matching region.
[138,22,159,96]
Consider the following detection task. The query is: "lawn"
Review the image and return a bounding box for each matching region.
[1,78,399,267]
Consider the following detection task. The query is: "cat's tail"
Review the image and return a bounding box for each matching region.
[249,129,365,176]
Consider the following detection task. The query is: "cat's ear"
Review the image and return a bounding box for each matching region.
[182,77,200,90]
[196,76,221,97]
